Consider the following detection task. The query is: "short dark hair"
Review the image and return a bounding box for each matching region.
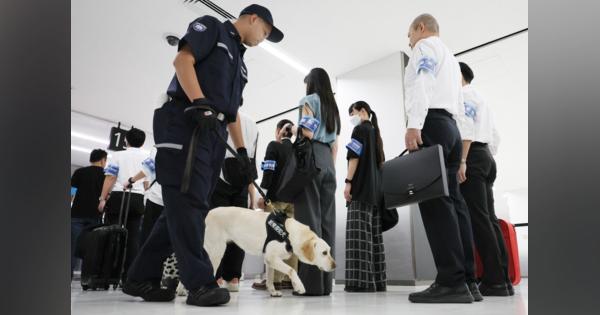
[276,119,294,138]
[125,128,146,148]
[459,62,474,83]
[89,149,107,163]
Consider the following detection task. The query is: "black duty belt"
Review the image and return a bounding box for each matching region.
[428,108,452,118]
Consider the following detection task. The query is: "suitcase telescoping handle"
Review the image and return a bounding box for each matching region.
[117,188,132,228]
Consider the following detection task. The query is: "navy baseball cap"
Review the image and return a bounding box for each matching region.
[240,4,284,43]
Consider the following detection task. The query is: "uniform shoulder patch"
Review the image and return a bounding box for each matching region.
[417,55,437,74]
[192,22,207,32]
[261,160,277,171]
[464,101,477,119]
[346,138,363,156]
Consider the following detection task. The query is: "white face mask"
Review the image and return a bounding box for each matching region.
[350,114,362,126]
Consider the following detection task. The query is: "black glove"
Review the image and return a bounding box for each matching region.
[184,98,219,130]
[236,147,257,185]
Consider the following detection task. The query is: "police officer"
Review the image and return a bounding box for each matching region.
[403,14,481,303]
[458,62,512,296]
[122,4,284,307]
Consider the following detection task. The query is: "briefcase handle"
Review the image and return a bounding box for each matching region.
[398,145,425,157]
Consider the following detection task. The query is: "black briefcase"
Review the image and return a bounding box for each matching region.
[382,145,449,208]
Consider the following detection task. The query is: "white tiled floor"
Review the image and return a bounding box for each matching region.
[71,279,528,315]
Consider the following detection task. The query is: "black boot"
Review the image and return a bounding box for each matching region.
[468,282,483,302]
[186,284,230,306]
[122,280,176,302]
[161,277,180,291]
[507,282,515,296]
[479,282,510,296]
[409,283,474,303]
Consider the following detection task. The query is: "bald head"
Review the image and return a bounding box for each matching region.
[411,13,439,34]
[407,13,440,49]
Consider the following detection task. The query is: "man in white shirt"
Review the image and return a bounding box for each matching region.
[98,127,148,282]
[403,14,479,303]
[458,62,511,296]
[211,112,258,292]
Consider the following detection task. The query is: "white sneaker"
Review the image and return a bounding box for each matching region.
[226,281,240,292]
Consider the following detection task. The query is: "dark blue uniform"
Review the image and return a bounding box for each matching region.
[127,16,247,290]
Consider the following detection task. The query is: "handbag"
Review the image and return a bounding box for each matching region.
[381,144,449,208]
[275,128,321,202]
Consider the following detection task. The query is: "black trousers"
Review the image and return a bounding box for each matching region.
[460,144,510,285]
[294,141,337,295]
[417,109,476,287]
[126,125,227,290]
[210,178,248,281]
[139,199,164,248]
[104,191,145,281]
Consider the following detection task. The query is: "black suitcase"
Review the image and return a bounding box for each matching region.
[77,189,132,291]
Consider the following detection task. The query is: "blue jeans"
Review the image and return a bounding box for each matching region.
[71,217,100,278]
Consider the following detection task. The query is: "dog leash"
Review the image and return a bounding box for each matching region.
[213,129,277,213]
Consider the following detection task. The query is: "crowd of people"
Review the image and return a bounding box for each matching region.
[70,4,512,307]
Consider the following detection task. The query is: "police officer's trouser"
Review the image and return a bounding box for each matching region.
[293,141,337,296]
[460,143,510,286]
[127,107,228,290]
[417,109,476,287]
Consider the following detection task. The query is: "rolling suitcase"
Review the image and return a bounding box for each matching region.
[474,219,523,285]
[78,189,132,290]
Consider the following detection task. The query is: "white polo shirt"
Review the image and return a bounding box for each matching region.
[404,36,474,140]
[220,112,259,184]
[462,84,501,155]
[140,148,163,206]
[104,147,147,195]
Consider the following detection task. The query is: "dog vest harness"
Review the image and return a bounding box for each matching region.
[263,211,293,253]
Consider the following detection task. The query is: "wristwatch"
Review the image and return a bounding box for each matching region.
[128,177,135,184]
[98,196,106,201]
[345,178,352,183]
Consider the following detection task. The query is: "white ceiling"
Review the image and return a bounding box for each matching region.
[71,0,527,167]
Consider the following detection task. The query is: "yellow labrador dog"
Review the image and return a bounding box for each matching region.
[178,206,336,297]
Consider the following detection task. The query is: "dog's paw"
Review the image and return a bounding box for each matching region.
[293,287,306,295]
[269,290,283,297]
[292,280,306,294]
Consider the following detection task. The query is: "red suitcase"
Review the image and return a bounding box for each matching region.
[474,219,522,285]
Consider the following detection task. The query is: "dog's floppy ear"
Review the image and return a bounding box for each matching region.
[301,238,315,262]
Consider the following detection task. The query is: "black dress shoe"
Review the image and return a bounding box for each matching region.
[186,285,230,306]
[161,278,180,291]
[468,282,483,302]
[292,291,328,296]
[507,282,515,296]
[479,282,510,296]
[122,280,176,302]
[409,283,474,303]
